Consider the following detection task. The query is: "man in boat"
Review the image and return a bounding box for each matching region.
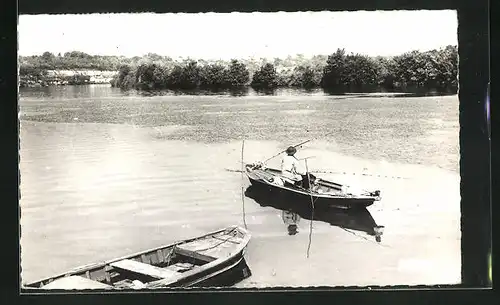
[281,146,316,189]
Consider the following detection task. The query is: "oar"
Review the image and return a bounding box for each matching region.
[225,168,244,173]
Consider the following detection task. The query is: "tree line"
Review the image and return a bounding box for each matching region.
[19,46,458,93]
[19,51,132,72]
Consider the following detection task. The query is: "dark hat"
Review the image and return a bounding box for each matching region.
[286,146,297,155]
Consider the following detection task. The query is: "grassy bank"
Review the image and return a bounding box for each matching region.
[19,69,117,88]
[19,46,458,94]
[18,51,123,88]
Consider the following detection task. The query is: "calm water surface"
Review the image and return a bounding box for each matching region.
[20,85,459,172]
[19,85,461,287]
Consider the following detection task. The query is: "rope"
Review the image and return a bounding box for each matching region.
[305,159,315,258]
[165,246,176,266]
[241,139,248,230]
[187,228,239,252]
[226,168,409,180]
[311,170,409,180]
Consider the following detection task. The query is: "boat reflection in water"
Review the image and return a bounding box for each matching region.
[282,209,301,236]
[245,185,385,242]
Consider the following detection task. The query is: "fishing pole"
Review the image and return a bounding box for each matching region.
[305,159,315,258]
[241,139,248,230]
[262,130,336,164]
[297,156,316,161]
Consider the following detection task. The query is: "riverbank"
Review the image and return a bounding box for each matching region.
[19,45,458,93]
[19,70,117,88]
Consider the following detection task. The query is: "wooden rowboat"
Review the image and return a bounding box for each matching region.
[23,226,251,290]
[245,163,381,209]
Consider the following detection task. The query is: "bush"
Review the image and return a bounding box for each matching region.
[199,63,227,88]
[251,63,279,89]
[226,60,250,87]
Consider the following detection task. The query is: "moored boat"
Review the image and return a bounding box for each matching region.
[245,162,381,209]
[23,226,251,290]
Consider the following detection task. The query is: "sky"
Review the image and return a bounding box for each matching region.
[18,10,458,60]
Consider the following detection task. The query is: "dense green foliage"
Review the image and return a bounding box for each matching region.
[118,59,251,90]
[251,63,278,89]
[19,46,458,93]
[322,49,380,92]
[19,52,126,73]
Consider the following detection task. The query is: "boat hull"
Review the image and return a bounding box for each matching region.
[176,253,250,288]
[163,245,250,288]
[246,165,380,210]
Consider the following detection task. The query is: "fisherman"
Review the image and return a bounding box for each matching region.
[281,146,303,184]
[281,146,316,189]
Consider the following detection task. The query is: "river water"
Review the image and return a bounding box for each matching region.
[19,85,461,288]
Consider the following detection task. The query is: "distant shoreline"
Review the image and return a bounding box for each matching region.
[19,69,117,88]
[19,46,458,95]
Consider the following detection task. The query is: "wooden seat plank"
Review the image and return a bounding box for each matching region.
[174,245,217,263]
[164,262,196,272]
[110,259,179,279]
[42,276,112,290]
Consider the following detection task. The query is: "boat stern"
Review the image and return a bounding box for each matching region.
[371,190,382,201]
[359,189,381,201]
